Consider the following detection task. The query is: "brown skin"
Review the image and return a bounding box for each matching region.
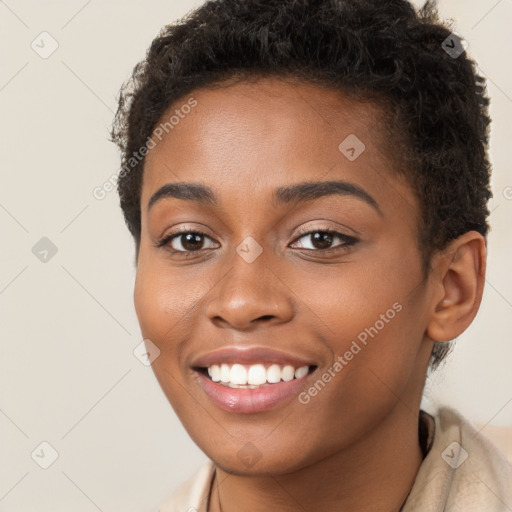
[134,78,486,512]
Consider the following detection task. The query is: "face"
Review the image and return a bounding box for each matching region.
[134,78,436,475]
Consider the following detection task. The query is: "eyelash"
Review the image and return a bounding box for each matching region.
[155,227,358,257]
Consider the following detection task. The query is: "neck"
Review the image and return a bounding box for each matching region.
[209,404,424,512]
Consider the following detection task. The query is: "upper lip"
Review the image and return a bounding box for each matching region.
[191,346,317,369]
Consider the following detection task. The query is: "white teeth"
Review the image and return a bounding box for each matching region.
[205,363,311,386]
[220,364,230,383]
[230,364,247,385]
[210,364,221,382]
[282,365,295,382]
[247,364,267,385]
[294,366,309,379]
[267,364,282,383]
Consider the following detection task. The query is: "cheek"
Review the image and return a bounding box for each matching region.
[133,267,170,341]
[132,261,190,403]
[133,255,202,341]
[297,251,414,345]
[133,261,196,411]
[132,253,218,403]
[301,246,426,397]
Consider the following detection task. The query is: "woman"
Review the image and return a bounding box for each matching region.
[110,0,512,510]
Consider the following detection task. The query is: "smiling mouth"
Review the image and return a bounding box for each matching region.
[194,363,317,389]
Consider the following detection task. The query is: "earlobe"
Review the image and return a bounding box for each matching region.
[427,232,486,342]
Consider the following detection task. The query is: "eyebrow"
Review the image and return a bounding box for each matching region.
[147,180,382,215]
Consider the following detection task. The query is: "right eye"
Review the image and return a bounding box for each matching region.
[156,230,218,253]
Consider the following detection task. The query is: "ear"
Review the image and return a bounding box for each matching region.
[427,231,487,342]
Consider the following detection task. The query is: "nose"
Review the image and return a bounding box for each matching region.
[205,250,294,332]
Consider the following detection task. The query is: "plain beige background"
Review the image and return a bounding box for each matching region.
[0,0,511,511]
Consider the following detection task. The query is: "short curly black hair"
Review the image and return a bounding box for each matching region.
[111,0,492,369]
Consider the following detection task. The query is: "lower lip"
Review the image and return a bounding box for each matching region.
[195,371,312,414]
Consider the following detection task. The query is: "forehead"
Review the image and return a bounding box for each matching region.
[141,77,413,218]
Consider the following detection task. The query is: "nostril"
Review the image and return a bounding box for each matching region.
[256,315,276,322]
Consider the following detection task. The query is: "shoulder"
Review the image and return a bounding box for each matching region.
[158,460,215,512]
[403,406,512,512]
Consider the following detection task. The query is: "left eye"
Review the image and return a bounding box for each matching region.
[290,230,357,251]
